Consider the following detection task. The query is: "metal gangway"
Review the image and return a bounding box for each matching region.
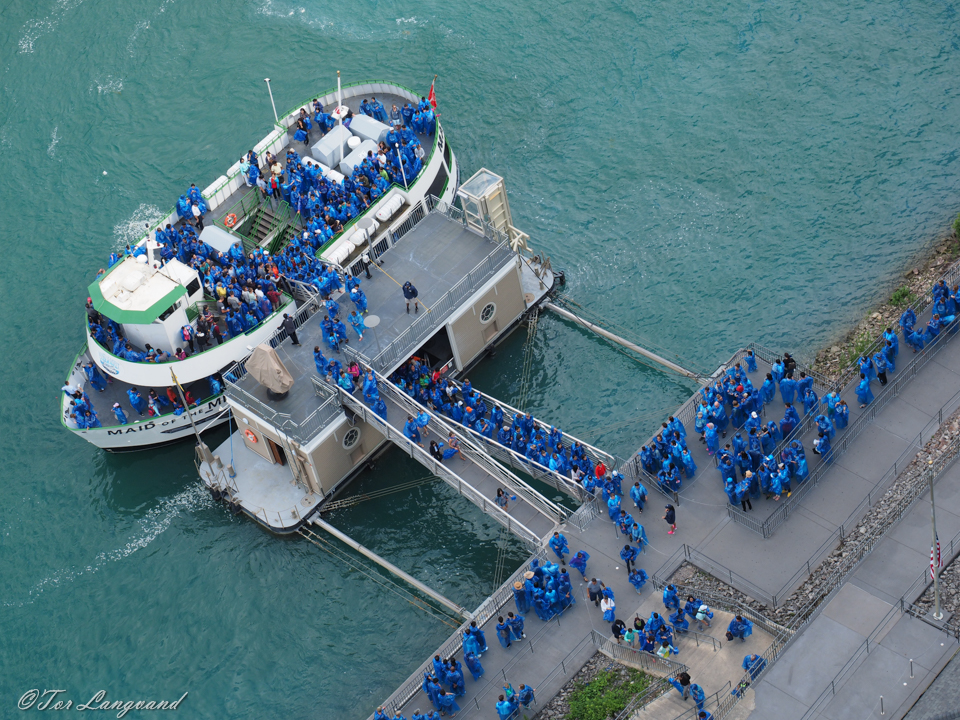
[440,379,622,500]
[327,372,568,551]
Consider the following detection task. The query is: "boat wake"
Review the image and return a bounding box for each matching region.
[3,483,212,607]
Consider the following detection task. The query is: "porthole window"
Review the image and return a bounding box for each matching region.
[479,302,497,325]
[342,427,361,450]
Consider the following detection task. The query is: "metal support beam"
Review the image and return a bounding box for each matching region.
[305,518,471,619]
[543,302,700,380]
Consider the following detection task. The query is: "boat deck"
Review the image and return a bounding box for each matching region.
[207,90,438,231]
[233,212,509,431]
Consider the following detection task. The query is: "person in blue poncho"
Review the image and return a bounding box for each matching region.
[779,374,797,404]
[619,545,639,574]
[569,550,590,581]
[630,480,648,512]
[704,423,720,456]
[815,413,835,441]
[745,349,757,372]
[347,310,365,340]
[669,609,689,633]
[349,285,368,314]
[548,532,570,561]
[313,346,327,375]
[517,685,535,709]
[727,615,753,642]
[662,584,680,612]
[507,611,525,640]
[495,617,512,649]
[760,373,776,404]
[437,690,459,717]
[83,362,107,392]
[371,396,388,421]
[127,387,146,416]
[628,568,648,593]
[835,400,849,429]
[743,653,767,679]
[495,694,517,720]
[802,386,819,416]
[446,661,465,696]
[464,651,484,681]
[856,373,874,407]
[404,416,423,446]
[512,580,531,614]
[814,432,832,463]
[375,706,390,720]
[607,492,621,521]
[467,621,488,653]
[461,630,480,659]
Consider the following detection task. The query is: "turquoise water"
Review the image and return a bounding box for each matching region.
[3,0,960,716]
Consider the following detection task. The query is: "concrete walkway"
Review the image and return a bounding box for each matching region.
[749,458,960,720]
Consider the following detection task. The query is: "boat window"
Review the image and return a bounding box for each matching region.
[342,427,361,450]
[479,302,497,325]
[186,278,201,296]
[158,301,180,322]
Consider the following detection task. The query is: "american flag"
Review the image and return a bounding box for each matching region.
[931,533,943,580]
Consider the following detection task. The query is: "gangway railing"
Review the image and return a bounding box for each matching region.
[356,367,569,527]
[334,385,543,551]
[445,379,618,474]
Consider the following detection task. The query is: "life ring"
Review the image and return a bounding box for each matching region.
[244,429,257,443]
[225,213,238,228]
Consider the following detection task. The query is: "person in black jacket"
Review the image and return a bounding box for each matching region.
[282,313,300,346]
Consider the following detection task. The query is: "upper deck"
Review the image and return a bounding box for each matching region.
[226,199,518,444]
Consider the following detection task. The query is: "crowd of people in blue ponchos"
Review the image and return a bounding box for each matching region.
[353,278,958,720]
[282,97,433,216]
[62,372,223,429]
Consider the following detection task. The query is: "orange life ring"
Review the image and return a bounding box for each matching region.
[244,429,257,443]
[225,213,238,228]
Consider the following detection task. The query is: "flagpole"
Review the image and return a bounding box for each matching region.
[929,459,943,620]
[337,70,344,168]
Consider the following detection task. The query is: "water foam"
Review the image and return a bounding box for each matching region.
[46,126,59,157]
[112,203,166,250]
[5,483,212,607]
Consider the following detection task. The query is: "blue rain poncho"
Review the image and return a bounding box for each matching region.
[507,614,525,639]
[727,616,753,640]
[802,388,819,416]
[745,352,757,372]
[779,376,797,404]
[628,569,648,592]
[705,424,720,455]
[462,632,481,658]
[856,378,874,406]
[404,419,422,444]
[569,551,589,578]
[742,654,767,679]
[111,405,127,424]
[464,651,484,681]
[548,533,570,560]
[662,585,680,611]
[496,620,512,648]
[669,609,689,632]
[620,545,639,565]
[835,402,849,429]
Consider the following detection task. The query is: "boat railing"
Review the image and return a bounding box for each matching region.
[348,240,515,375]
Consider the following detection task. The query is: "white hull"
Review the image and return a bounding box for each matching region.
[63,347,232,451]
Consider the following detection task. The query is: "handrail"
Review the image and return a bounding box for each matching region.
[445,378,618,474]
[590,629,690,676]
[675,625,722,652]
[88,293,295,368]
[335,385,542,550]
[346,361,568,526]
[730,309,960,538]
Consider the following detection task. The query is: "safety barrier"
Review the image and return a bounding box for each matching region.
[590,630,689,677]
[335,385,543,550]
[342,361,568,527]
[729,313,960,538]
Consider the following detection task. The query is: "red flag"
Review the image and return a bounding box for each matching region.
[428,77,437,110]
